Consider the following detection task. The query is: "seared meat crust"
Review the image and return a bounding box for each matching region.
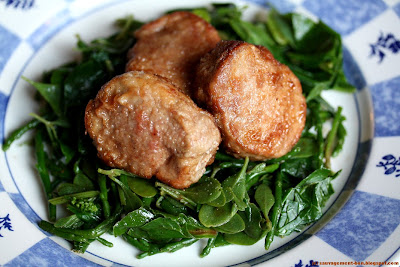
[126,11,221,95]
[85,71,221,189]
[194,40,306,160]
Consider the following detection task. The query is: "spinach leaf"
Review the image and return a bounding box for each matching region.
[126,175,158,198]
[63,59,106,108]
[254,183,275,226]
[128,214,216,242]
[113,207,155,236]
[224,204,268,245]
[199,202,238,227]
[22,77,63,116]
[215,213,246,234]
[276,168,339,236]
[266,8,294,47]
[181,176,222,204]
[156,195,189,216]
[156,176,222,205]
[221,157,249,210]
[246,163,280,190]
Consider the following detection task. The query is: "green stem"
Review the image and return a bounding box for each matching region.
[30,113,58,148]
[48,191,100,205]
[35,129,56,221]
[137,238,198,259]
[314,103,325,168]
[2,119,40,151]
[39,221,92,243]
[201,237,216,257]
[72,240,92,253]
[160,238,198,252]
[324,106,343,169]
[156,182,197,210]
[39,206,122,240]
[265,171,283,249]
[96,237,113,247]
[98,174,111,218]
[122,234,160,253]
[246,163,280,190]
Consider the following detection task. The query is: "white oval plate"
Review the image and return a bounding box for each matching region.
[1,0,400,266]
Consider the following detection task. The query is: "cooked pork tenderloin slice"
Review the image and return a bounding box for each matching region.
[126,11,221,96]
[85,71,221,189]
[194,40,306,160]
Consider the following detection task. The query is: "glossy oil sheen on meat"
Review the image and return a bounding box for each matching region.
[85,71,221,189]
[126,11,221,95]
[195,40,307,160]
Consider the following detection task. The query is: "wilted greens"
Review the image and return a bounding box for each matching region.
[2,3,354,259]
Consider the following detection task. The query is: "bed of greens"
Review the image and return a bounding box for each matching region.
[2,3,355,259]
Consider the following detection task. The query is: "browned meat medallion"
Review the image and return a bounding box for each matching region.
[194,40,307,160]
[126,11,221,95]
[85,71,221,189]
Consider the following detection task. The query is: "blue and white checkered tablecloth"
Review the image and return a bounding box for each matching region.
[0,0,399,266]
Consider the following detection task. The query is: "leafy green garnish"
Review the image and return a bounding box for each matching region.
[2,4,355,258]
